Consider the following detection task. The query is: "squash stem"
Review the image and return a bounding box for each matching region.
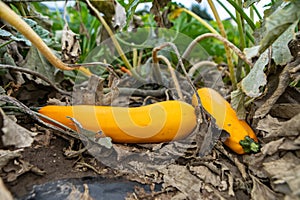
[239,136,260,153]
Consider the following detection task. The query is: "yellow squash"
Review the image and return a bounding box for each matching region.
[39,88,259,154]
[38,101,197,143]
[192,88,259,154]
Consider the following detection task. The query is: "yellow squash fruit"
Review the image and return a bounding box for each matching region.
[192,88,259,154]
[38,101,197,143]
[39,87,259,154]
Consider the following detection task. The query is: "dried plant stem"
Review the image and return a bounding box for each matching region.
[183,33,253,68]
[188,61,218,77]
[85,0,146,83]
[207,0,237,88]
[152,43,169,84]
[153,42,204,123]
[157,55,183,100]
[133,48,138,68]
[85,0,129,68]
[137,50,143,68]
[215,0,254,44]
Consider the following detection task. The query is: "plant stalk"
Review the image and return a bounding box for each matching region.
[207,0,237,88]
[85,0,146,83]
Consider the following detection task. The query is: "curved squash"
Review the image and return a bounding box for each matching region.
[39,88,259,154]
[192,88,259,154]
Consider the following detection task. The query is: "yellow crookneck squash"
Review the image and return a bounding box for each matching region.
[192,88,259,154]
[38,88,259,154]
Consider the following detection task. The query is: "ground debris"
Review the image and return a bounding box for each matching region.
[2,159,45,182]
[263,152,300,196]
[0,108,37,148]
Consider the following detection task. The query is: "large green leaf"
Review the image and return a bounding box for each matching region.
[241,49,269,98]
[271,23,296,65]
[258,1,300,54]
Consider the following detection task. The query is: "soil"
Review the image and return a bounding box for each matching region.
[3,134,99,198]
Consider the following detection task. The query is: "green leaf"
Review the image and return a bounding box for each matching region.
[0,28,30,45]
[241,49,269,98]
[271,22,296,65]
[231,88,247,120]
[11,18,53,46]
[259,2,300,54]
[244,45,260,60]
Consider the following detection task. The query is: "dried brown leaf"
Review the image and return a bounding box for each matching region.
[61,24,81,64]
[250,174,282,200]
[270,103,300,119]
[160,164,203,199]
[0,177,13,200]
[243,153,269,179]
[0,149,22,169]
[261,138,285,155]
[263,153,300,196]
[72,75,105,105]
[0,108,36,148]
[257,114,300,138]
[189,166,222,188]
[279,139,300,151]
[4,159,46,182]
[254,59,300,118]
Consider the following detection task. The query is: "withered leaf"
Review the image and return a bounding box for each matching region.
[160,164,203,199]
[0,149,22,169]
[61,24,81,64]
[261,138,285,155]
[250,174,282,200]
[189,165,222,188]
[0,108,36,148]
[257,114,300,138]
[263,153,300,195]
[0,177,13,200]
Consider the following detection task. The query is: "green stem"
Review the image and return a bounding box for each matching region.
[0,39,14,48]
[239,136,260,153]
[226,0,256,30]
[252,4,262,20]
[85,0,146,83]
[250,6,254,22]
[216,0,254,44]
[235,0,246,50]
[235,0,247,79]
[207,0,237,88]
[181,8,219,34]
